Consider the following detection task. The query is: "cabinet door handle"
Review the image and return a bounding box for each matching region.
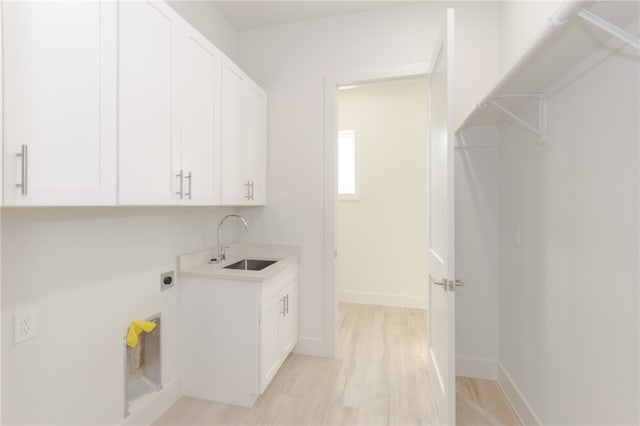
[176,170,184,199]
[285,294,289,315]
[16,145,28,195]
[280,297,286,316]
[250,181,255,200]
[185,171,192,200]
[245,181,251,200]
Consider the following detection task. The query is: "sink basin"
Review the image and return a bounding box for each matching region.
[224,259,278,271]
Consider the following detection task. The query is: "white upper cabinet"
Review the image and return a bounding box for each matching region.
[2,0,264,207]
[118,0,180,205]
[178,24,222,205]
[3,2,117,206]
[221,57,267,206]
[245,80,268,205]
[119,1,222,206]
[220,58,246,205]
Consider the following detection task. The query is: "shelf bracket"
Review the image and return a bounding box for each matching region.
[578,9,640,52]
[489,94,547,145]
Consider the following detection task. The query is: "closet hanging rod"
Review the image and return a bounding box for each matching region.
[454,128,500,150]
[455,0,588,131]
[494,94,543,99]
[578,9,640,52]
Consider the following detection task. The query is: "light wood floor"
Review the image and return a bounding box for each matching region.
[154,303,519,426]
[456,376,521,426]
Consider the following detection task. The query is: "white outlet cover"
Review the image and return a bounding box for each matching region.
[14,309,37,344]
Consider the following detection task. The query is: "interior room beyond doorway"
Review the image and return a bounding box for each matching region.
[336,77,429,310]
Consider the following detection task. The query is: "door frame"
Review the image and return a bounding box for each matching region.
[323,62,431,357]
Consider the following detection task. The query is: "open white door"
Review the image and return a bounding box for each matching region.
[427,8,456,426]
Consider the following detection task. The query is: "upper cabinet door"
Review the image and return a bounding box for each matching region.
[220,56,268,206]
[179,25,222,205]
[3,2,117,206]
[118,0,180,205]
[245,80,268,205]
[220,57,249,205]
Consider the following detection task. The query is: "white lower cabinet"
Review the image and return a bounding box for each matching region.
[179,262,298,407]
[260,281,297,392]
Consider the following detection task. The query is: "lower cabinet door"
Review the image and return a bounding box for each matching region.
[279,282,298,355]
[260,292,284,393]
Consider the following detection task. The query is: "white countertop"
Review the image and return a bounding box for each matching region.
[178,243,300,282]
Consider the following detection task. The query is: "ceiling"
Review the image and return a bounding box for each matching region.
[211,1,423,31]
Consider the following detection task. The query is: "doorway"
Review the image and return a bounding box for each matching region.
[329,75,441,423]
[335,78,430,310]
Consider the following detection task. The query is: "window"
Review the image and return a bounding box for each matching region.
[337,127,361,200]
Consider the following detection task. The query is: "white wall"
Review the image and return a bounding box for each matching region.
[498,47,639,425]
[336,79,429,309]
[1,4,241,424]
[236,2,500,355]
[455,126,500,379]
[499,0,562,74]
[454,2,501,128]
[167,1,239,61]
[0,7,3,421]
[1,207,242,425]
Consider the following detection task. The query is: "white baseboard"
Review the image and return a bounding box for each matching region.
[456,356,497,380]
[122,379,181,426]
[294,336,333,357]
[497,363,542,426]
[339,291,428,309]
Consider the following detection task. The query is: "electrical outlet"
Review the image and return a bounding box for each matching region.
[160,270,175,292]
[14,309,37,344]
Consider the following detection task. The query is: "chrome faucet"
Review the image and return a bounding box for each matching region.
[214,214,249,263]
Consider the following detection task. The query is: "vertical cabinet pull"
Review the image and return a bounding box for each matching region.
[176,170,184,199]
[16,145,28,195]
[244,181,251,200]
[285,294,289,315]
[244,181,256,201]
[280,297,286,316]
[185,171,192,200]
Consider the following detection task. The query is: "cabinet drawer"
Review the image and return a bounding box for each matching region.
[261,263,298,303]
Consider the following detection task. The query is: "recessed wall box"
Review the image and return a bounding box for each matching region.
[160,271,175,292]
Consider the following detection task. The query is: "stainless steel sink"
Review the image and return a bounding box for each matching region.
[223,259,278,271]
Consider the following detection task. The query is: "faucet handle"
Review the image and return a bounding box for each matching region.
[220,245,231,261]
[209,246,231,264]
